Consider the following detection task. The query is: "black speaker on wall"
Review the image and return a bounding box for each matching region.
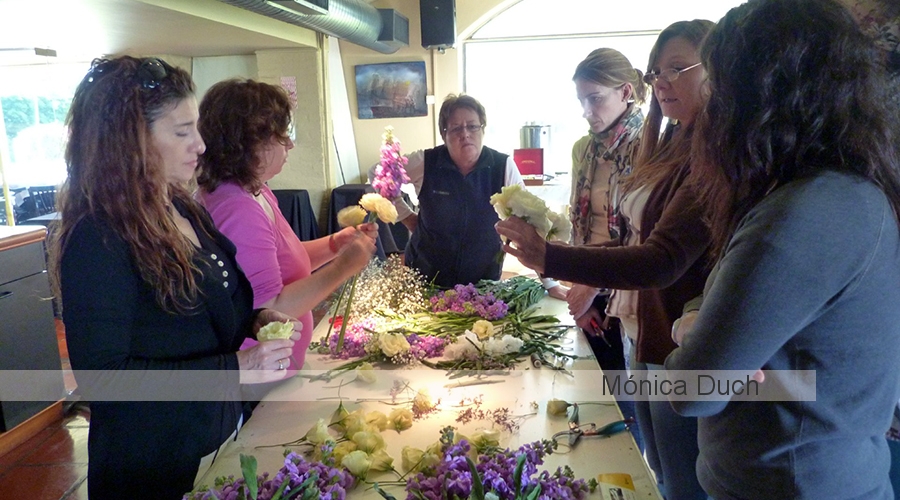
[420,0,456,50]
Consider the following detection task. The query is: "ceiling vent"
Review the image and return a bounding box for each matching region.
[218,0,408,54]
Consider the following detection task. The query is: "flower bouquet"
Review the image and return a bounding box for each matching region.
[490,185,572,243]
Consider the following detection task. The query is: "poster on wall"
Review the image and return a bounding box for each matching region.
[354,61,427,119]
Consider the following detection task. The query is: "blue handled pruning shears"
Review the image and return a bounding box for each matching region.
[552,403,634,448]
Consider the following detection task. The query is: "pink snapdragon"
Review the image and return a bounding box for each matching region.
[372,126,410,200]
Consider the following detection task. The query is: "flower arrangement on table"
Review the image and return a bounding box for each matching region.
[308,258,573,380]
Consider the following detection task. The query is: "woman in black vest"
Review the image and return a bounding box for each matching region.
[388,94,525,288]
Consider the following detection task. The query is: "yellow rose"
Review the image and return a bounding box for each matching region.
[472,319,495,340]
[389,407,413,432]
[341,450,371,478]
[256,320,294,341]
[332,440,357,465]
[342,409,368,437]
[351,430,385,453]
[546,398,571,416]
[355,362,377,384]
[369,449,394,472]
[380,333,411,358]
[359,193,398,224]
[365,410,389,431]
[337,205,368,228]
[401,446,424,473]
[303,418,331,445]
[470,428,501,453]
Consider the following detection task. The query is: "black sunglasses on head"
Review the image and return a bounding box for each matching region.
[137,58,168,89]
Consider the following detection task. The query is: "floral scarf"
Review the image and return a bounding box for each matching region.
[570,104,644,245]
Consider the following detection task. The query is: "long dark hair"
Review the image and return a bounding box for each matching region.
[51,56,207,313]
[197,79,293,194]
[693,0,900,257]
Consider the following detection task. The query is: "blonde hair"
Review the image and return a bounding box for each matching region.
[572,47,649,105]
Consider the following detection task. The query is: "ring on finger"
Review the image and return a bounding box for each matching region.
[278,359,285,371]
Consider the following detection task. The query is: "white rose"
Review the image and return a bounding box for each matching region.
[351,430,385,453]
[484,334,523,357]
[380,333,411,358]
[401,446,424,473]
[355,362,377,384]
[303,418,331,445]
[341,450,371,478]
[373,197,398,223]
[547,210,572,242]
[342,409,368,437]
[489,184,524,219]
[365,410,389,431]
[337,205,368,228]
[369,449,394,472]
[470,428,501,452]
[412,389,434,414]
[256,320,294,341]
[471,319,495,340]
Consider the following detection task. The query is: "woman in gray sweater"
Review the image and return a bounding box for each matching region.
[665,0,900,498]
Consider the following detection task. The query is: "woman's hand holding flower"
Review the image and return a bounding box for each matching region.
[495,216,548,274]
[334,231,376,274]
[333,223,378,250]
[235,336,295,384]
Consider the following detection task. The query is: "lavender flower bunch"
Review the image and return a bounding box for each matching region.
[430,284,509,321]
[185,445,355,500]
[396,429,591,500]
[372,126,410,200]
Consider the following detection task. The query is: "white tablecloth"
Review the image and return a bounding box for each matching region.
[197,297,662,499]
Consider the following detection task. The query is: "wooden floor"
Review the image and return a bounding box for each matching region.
[0,320,88,499]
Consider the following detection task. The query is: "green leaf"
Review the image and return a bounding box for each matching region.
[239,454,259,500]
[523,483,542,500]
[512,452,526,497]
[373,482,399,500]
[466,456,486,500]
[269,475,291,500]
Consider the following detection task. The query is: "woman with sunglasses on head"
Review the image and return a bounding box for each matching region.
[497,20,716,499]
[373,93,540,290]
[666,0,900,497]
[197,79,376,373]
[50,56,302,499]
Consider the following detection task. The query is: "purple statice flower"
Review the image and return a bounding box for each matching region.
[373,127,410,200]
[184,450,355,500]
[329,318,374,359]
[430,284,508,321]
[407,333,446,360]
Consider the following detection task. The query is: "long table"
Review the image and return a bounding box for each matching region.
[197,297,663,499]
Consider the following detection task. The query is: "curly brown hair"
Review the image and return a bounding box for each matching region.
[50,56,209,313]
[693,0,900,257]
[196,79,292,194]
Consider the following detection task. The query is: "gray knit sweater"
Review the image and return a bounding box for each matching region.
[666,170,900,499]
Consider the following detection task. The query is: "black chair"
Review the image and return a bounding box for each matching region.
[28,186,58,216]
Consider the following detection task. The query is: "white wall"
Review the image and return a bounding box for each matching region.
[192,55,258,99]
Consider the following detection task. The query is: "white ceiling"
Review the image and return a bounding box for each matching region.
[0,0,309,66]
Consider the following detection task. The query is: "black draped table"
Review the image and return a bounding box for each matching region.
[272,189,320,242]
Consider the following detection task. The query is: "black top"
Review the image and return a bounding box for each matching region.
[60,199,256,500]
[405,145,507,288]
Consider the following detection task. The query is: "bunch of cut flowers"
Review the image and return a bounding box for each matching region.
[374,426,597,500]
[490,184,572,242]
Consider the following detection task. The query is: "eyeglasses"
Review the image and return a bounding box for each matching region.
[643,62,702,85]
[137,58,168,89]
[444,124,484,136]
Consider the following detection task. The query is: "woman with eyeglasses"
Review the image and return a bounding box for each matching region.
[50,57,302,499]
[376,93,529,289]
[666,0,900,497]
[497,20,715,500]
[197,79,376,374]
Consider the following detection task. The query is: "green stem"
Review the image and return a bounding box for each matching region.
[323,280,349,345]
[336,273,359,353]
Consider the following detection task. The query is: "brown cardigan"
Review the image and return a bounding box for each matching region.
[545,162,711,364]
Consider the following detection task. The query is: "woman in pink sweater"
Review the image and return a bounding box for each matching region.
[197,79,376,370]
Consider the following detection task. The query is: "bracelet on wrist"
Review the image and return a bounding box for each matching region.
[329,233,339,253]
